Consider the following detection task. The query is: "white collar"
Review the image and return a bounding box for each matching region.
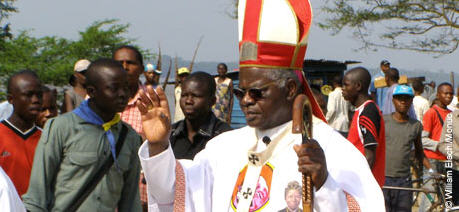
[4,119,37,135]
[245,121,293,167]
[355,100,373,111]
[255,121,291,142]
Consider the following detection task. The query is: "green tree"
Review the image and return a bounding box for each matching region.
[0,0,16,40]
[319,0,458,55]
[0,19,152,86]
[69,19,137,59]
[227,0,238,19]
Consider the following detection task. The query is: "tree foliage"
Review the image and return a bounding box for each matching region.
[0,0,17,40]
[0,0,16,20]
[319,0,459,55]
[227,0,238,19]
[0,19,152,85]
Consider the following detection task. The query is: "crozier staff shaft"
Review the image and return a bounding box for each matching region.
[292,94,314,212]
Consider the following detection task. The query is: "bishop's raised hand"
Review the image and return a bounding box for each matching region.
[136,86,171,156]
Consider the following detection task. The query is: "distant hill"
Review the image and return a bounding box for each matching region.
[148,55,456,85]
[144,55,238,81]
[366,68,456,85]
[0,57,456,102]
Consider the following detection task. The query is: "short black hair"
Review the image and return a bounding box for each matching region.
[310,84,322,92]
[386,68,399,82]
[218,63,228,70]
[412,80,424,93]
[7,70,40,94]
[69,74,76,86]
[85,58,125,87]
[183,71,216,97]
[42,85,51,93]
[437,82,452,91]
[332,74,343,86]
[42,85,57,98]
[380,60,390,66]
[113,45,144,65]
[346,66,371,91]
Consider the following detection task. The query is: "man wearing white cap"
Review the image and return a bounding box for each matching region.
[62,59,90,113]
[144,63,162,87]
[137,0,384,211]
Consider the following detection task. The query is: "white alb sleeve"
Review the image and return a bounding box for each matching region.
[138,142,175,210]
[314,175,347,211]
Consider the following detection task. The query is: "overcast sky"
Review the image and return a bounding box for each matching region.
[7,0,459,73]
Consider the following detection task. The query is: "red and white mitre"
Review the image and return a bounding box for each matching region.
[238,0,327,122]
[238,0,312,70]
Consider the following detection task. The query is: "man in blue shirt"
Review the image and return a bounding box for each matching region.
[381,68,417,119]
[370,60,391,108]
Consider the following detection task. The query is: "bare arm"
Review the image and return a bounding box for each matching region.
[414,134,431,171]
[63,92,74,113]
[364,146,376,168]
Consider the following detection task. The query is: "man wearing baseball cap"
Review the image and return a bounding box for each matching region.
[177,67,190,80]
[381,60,390,66]
[383,85,431,211]
[62,59,90,113]
[144,63,162,87]
[173,67,191,123]
[381,68,416,119]
[369,60,391,108]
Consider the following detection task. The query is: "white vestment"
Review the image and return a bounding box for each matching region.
[0,167,26,212]
[139,119,385,212]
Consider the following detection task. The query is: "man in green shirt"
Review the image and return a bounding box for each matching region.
[23,58,142,211]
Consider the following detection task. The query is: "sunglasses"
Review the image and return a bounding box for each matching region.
[234,82,278,101]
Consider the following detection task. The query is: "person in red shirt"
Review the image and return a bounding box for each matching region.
[342,67,386,187]
[0,70,42,196]
[113,45,145,136]
[419,83,453,210]
[422,83,454,169]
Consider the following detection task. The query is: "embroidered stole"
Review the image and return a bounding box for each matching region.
[236,124,291,212]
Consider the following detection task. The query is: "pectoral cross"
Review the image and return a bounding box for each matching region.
[242,188,252,199]
[248,154,259,165]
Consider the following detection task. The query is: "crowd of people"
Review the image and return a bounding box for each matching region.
[0,0,458,211]
[327,60,458,211]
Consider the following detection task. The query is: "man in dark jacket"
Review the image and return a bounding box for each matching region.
[171,71,232,159]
